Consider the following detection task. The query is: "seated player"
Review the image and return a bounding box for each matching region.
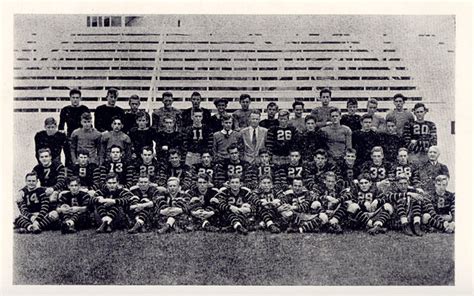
[274,150,307,191]
[417,146,450,191]
[56,176,92,234]
[250,175,285,234]
[186,173,221,232]
[379,118,405,163]
[99,116,132,165]
[210,174,254,235]
[34,117,70,165]
[303,172,346,234]
[32,148,67,208]
[277,178,312,233]
[91,173,133,233]
[155,177,192,234]
[134,146,161,185]
[340,98,362,132]
[214,144,253,189]
[352,114,381,166]
[191,151,216,187]
[70,112,102,165]
[339,173,394,235]
[249,148,277,190]
[421,175,455,233]
[295,115,326,162]
[360,146,393,191]
[128,111,156,159]
[99,145,135,190]
[335,148,360,190]
[182,110,213,166]
[14,172,59,234]
[265,110,298,165]
[127,175,158,234]
[212,113,243,161]
[304,149,337,191]
[386,174,425,236]
[157,149,192,190]
[67,149,100,195]
[390,148,421,189]
[154,116,184,165]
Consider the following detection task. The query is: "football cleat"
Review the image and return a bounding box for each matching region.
[368,225,386,235]
[412,223,423,237]
[286,227,300,233]
[128,222,142,234]
[268,224,281,234]
[157,224,171,234]
[235,224,249,235]
[96,221,108,234]
[105,224,113,233]
[203,223,220,232]
[329,223,343,234]
[401,223,413,236]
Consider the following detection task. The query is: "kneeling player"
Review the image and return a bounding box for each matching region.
[251,175,285,233]
[14,172,58,234]
[155,177,192,234]
[56,176,92,234]
[421,175,455,233]
[186,173,220,232]
[92,173,133,233]
[211,174,254,235]
[127,175,158,234]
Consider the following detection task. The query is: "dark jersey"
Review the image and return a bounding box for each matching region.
[214,159,253,188]
[266,125,298,157]
[99,159,135,189]
[58,190,90,207]
[186,187,220,211]
[182,125,213,154]
[17,186,49,218]
[340,114,362,132]
[304,161,338,191]
[403,120,437,153]
[295,130,327,161]
[128,128,156,157]
[134,159,161,184]
[259,118,279,129]
[91,187,133,207]
[67,163,100,189]
[279,189,311,213]
[94,105,125,132]
[155,191,191,211]
[129,185,160,204]
[335,160,360,189]
[123,111,151,134]
[360,161,393,183]
[157,164,192,190]
[59,105,90,136]
[249,163,277,190]
[352,130,381,166]
[390,162,420,187]
[191,162,216,184]
[428,190,455,217]
[34,131,70,164]
[379,133,405,163]
[313,184,346,211]
[341,185,386,212]
[154,130,184,160]
[274,161,307,191]
[214,187,254,212]
[32,161,66,191]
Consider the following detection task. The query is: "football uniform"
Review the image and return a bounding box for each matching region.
[129,185,160,228]
[303,161,337,191]
[265,125,298,160]
[214,159,253,189]
[57,190,92,228]
[274,161,307,191]
[403,120,437,154]
[134,158,161,184]
[14,186,56,230]
[352,130,381,166]
[128,127,156,158]
[213,187,255,228]
[360,161,393,183]
[32,161,67,192]
[99,159,135,189]
[91,187,133,223]
[157,163,192,190]
[186,187,220,228]
[67,163,101,190]
[154,190,191,228]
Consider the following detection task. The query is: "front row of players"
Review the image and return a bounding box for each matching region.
[15,166,454,236]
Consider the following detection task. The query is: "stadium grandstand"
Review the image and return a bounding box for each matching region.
[13,15,455,188]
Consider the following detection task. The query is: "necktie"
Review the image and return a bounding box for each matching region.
[252,128,257,148]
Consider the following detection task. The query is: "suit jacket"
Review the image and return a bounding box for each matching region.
[240,126,268,164]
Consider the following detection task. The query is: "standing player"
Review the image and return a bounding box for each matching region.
[340,98,362,132]
[134,146,161,185]
[232,93,252,131]
[99,117,132,165]
[379,118,405,163]
[214,144,253,189]
[123,95,151,134]
[240,110,268,165]
[128,111,156,159]
[289,101,306,133]
[32,148,67,208]
[403,102,437,164]
[92,173,133,233]
[417,146,450,191]
[98,145,135,190]
[259,102,280,129]
[265,110,298,165]
[14,172,58,234]
[365,98,386,132]
[59,88,90,137]
[320,107,352,161]
[212,114,243,161]
[208,98,231,133]
[34,117,70,165]
[157,149,193,190]
[295,115,326,162]
[182,110,213,166]
[155,177,192,233]
[70,112,102,165]
[152,92,182,132]
[154,116,184,164]
[385,93,414,136]
[352,114,381,166]
[186,173,221,232]
[94,88,125,132]
[181,91,212,127]
[310,88,333,129]
[67,149,100,194]
[56,177,91,234]
[127,175,158,234]
[210,174,254,235]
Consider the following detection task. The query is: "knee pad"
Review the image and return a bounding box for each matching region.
[311,201,321,210]
[319,212,328,224]
[346,202,360,214]
[383,203,394,215]
[422,213,431,225]
[48,210,59,221]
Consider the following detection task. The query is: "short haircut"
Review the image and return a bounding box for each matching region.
[25,171,38,179]
[37,148,51,156]
[435,175,449,182]
[305,115,317,123]
[292,178,303,185]
[191,91,201,97]
[221,113,233,122]
[259,174,273,183]
[314,149,327,157]
[393,93,406,101]
[214,98,228,106]
[196,172,211,182]
[107,88,118,97]
[367,98,378,106]
[138,174,150,180]
[250,109,261,115]
[67,176,81,185]
[292,101,304,109]
[163,115,175,123]
[347,98,358,106]
[201,150,212,157]
[69,88,81,97]
[358,173,372,182]
[168,149,180,157]
[135,111,147,120]
[289,150,301,156]
[227,143,239,152]
[278,110,290,118]
[105,172,118,182]
[371,146,384,155]
[320,88,332,97]
[324,171,337,179]
[111,116,122,123]
[329,107,341,115]
[162,92,173,99]
[44,117,57,126]
[239,94,251,102]
[129,94,140,101]
[266,102,279,109]
[81,112,92,121]
[110,145,123,152]
[141,146,153,154]
[167,176,180,185]
[361,114,373,122]
[345,148,357,155]
[413,102,428,112]
[258,148,270,155]
[77,149,90,157]
[396,173,409,181]
[398,147,409,154]
[386,117,397,125]
[228,174,242,182]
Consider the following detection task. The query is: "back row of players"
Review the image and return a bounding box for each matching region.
[17,88,454,235]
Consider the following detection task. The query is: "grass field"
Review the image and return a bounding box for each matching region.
[13,230,454,286]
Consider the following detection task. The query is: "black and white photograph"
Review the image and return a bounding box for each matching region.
[2,0,473,293]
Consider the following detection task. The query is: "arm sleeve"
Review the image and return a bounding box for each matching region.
[52,165,67,191]
[17,191,32,219]
[70,132,78,164]
[58,108,66,131]
[37,192,50,220]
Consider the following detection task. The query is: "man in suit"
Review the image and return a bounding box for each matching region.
[240,110,268,165]
[181,92,212,128]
